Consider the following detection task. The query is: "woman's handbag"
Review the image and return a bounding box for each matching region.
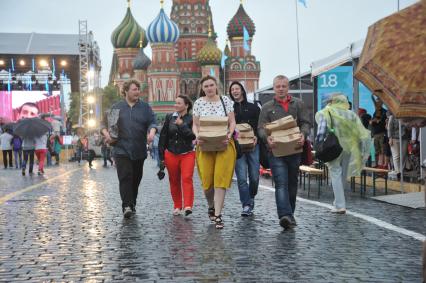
[315,112,342,163]
[219,96,243,159]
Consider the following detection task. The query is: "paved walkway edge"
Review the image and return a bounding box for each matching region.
[0,167,82,204]
[258,184,426,242]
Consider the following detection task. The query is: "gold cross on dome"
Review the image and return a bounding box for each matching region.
[127,0,131,8]
[160,0,164,8]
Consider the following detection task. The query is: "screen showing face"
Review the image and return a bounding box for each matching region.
[0,90,61,121]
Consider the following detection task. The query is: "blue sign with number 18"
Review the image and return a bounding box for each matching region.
[317,66,353,111]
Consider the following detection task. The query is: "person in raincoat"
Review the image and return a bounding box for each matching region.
[315,93,371,214]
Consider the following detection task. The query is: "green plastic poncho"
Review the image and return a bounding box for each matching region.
[315,94,372,177]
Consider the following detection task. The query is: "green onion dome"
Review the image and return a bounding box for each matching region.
[111,7,148,49]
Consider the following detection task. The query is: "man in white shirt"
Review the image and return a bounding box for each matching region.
[0,129,14,169]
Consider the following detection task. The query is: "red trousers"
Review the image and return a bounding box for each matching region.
[164,150,195,209]
[35,149,47,172]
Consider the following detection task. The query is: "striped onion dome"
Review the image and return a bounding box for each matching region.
[197,37,222,66]
[133,48,151,70]
[147,8,180,44]
[227,4,256,38]
[111,7,148,49]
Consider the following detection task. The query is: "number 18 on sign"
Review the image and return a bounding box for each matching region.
[317,66,353,110]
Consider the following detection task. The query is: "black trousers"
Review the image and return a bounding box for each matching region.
[22,150,35,173]
[115,157,144,210]
[2,150,13,168]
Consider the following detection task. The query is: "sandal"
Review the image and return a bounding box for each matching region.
[208,207,215,221]
[214,215,224,229]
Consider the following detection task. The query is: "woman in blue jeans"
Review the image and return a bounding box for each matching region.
[229,81,260,216]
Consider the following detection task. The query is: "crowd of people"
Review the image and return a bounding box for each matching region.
[98,75,379,231]
[2,75,422,232]
[0,102,63,176]
[358,95,421,180]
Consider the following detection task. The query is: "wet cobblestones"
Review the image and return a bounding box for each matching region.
[0,159,424,282]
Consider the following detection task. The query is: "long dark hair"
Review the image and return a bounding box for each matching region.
[199,75,218,97]
[177,95,193,112]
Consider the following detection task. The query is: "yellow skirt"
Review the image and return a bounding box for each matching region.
[196,139,236,190]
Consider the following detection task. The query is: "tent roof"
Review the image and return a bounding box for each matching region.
[0,32,80,55]
[311,39,365,77]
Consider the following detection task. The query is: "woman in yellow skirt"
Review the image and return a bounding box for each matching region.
[192,75,237,229]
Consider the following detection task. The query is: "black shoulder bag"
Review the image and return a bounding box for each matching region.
[315,111,343,163]
[219,96,243,159]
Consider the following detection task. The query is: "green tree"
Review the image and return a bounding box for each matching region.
[102,84,121,112]
[67,92,80,126]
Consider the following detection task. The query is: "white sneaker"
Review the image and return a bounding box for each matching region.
[123,206,133,218]
[173,208,181,216]
[330,208,346,214]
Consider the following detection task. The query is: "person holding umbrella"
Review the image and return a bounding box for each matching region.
[14,102,51,176]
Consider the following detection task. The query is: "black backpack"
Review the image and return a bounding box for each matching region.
[315,112,343,163]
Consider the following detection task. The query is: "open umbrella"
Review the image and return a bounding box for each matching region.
[13,118,52,139]
[355,2,426,118]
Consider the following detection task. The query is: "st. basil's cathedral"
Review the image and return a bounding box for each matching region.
[109,0,261,117]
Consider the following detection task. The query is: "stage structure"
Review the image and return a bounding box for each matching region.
[0,29,101,128]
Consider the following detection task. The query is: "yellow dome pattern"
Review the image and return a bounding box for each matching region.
[197,38,222,66]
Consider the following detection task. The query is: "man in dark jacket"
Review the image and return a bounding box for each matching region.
[258,75,311,229]
[101,79,157,218]
[229,81,260,217]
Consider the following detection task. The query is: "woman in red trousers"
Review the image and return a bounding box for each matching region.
[159,95,196,216]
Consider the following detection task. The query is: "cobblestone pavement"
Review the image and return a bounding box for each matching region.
[0,158,424,282]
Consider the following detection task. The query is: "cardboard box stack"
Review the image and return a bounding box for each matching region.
[198,116,228,152]
[264,116,303,157]
[236,123,255,152]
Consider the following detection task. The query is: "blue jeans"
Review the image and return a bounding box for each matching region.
[235,144,260,208]
[269,153,301,219]
[13,150,22,168]
[46,150,52,166]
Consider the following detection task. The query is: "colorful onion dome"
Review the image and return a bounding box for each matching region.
[111,7,148,49]
[227,4,256,38]
[197,37,222,66]
[147,8,180,44]
[133,48,151,70]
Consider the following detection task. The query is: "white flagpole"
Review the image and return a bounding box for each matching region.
[295,0,302,100]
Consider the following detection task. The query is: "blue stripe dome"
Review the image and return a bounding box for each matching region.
[147,8,180,44]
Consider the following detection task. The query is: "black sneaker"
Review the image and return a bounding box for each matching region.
[22,169,25,176]
[279,216,292,229]
[123,207,132,218]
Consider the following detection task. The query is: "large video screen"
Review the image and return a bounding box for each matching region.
[0,90,61,122]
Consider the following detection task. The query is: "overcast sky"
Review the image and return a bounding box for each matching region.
[0,0,419,88]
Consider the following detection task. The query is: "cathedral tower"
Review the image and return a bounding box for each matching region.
[110,0,148,90]
[171,0,215,98]
[226,2,261,94]
[147,0,181,114]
